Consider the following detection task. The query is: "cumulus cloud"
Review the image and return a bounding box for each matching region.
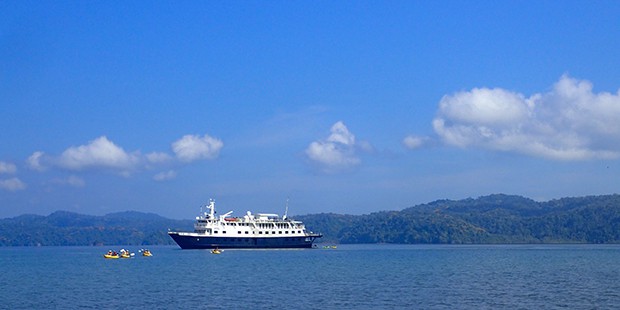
[0,177,26,191]
[433,75,620,160]
[0,161,17,174]
[326,121,356,145]
[153,170,177,181]
[172,134,223,162]
[27,138,141,174]
[22,133,223,181]
[305,121,363,171]
[57,136,140,171]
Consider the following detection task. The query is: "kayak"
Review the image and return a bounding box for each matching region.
[119,249,134,258]
[104,254,120,259]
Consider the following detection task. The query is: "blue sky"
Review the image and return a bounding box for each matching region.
[2,1,620,219]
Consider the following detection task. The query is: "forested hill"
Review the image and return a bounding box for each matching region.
[297,194,620,244]
[0,211,193,246]
[2,194,620,246]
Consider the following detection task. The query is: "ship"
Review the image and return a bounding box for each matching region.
[168,199,322,249]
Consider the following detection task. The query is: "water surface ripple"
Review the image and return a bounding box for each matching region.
[1,244,619,309]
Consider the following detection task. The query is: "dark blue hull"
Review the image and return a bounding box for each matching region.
[168,232,321,249]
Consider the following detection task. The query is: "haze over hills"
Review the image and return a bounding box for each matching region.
[1,194,620,246]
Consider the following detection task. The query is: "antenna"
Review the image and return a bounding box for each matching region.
[283,198,289,220]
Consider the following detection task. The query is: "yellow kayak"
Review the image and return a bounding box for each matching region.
[142,251,153,257]
[119,249,134,258]
[104,254,120,259]
[211,249,222,254]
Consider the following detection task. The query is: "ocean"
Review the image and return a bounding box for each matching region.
[1,244,619,309]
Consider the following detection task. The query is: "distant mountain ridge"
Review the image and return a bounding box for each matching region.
[1,194,620,246]
[297,194,620,244]
[0,210,193,246]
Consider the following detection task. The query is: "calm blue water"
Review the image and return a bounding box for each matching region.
[1,244,620,309]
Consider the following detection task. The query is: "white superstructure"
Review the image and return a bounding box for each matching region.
[168,199,322,249]
[192,199,311,238]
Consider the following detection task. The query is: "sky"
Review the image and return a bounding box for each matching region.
[2,1,620,219]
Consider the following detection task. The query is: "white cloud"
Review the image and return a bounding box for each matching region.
[57,136,140,171]
[146,152,172,164]
[305,121,362,171]
[438,88,531,126]
[153,170,177,181]
[172,134,223,162]
[0,177,26,191]
[22,133,223,181]
[433,75,620,160]
[327,121,356,145]
[27,151,47,171]
[0,161,17,174]
[403,135,428,149]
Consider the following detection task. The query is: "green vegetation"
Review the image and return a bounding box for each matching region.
[0,211,192,246]
[297,194,620,244]
[2,194,620,246]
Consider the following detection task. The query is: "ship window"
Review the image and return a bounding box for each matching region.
[279,231,282,234]
[285,231,289,234]
[238,231,241,234]
[223,231,226,234]
[245,231,249,234]
[214,231,218,234]
[259,231,263,234]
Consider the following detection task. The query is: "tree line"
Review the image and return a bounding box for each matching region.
[1,194,620,246]
[298,194,620,244]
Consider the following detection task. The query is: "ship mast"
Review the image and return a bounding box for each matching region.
[283,198,289,220]
[208,198,215,219]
